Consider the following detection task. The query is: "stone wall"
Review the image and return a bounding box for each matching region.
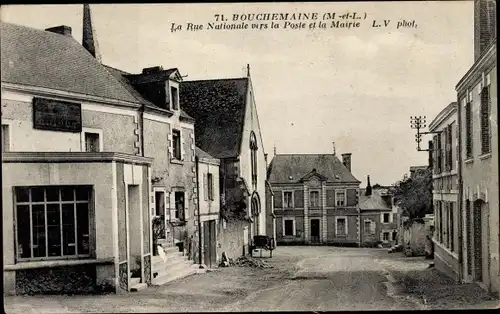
[217,219,250,261]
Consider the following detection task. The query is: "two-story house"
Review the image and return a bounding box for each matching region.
[455,0,498,296]
[1,21,153,295]
[359,177,398,247]
[180,68,267,259]
[429,102,460,281]
[266,149,361,246]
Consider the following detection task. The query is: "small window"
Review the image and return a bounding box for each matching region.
[335,190,345,206]
[284,219,294,236]
[171,86,179,110]
[207,173,214,201]
[172,130,181,160]
[85,132,100,152]
[364,221,371,234]
[310,191,320,208]
[155,191,165,216]
[336,218,346,235]
[2,124,10,152]
[383,213,390,223]
[283,191,293,208]
[175,191,185,220]
[383,232,390,241]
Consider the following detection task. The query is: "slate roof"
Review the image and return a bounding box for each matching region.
[267,154,360,184]
[359,188,392,211]
[104,65,194,121]
[1,22,138,103]
[195,146,219,162]
[180,78,249,159]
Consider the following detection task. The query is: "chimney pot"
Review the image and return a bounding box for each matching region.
[142,66,164,74]
[341,153,352,172]
[45,25,72,37]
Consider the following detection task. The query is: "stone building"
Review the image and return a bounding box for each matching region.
[455,0,498,296]
[428,102,461,281]
[180,69,268,259]
[266,149,361,246]
[359,178,398,247]
[1,21,153,295]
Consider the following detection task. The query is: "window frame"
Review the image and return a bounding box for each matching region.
[309,190,320,208]
[282,191,294,208]
[14,185,93,262]
[207,173,214,201]
[480,85,491,155]
[2,120,13,152]
[153,187,166,217]
[283,217,296,236]
[171,86,179,111]
[335,189,346,207]
[382,232,390,241]
[335,216,348,236]
[81,127,103,152]
[364,220,372,235]
[382,213,390,223]
[174,191,185,221]
[172,129,182,160]
[465,99,473,159]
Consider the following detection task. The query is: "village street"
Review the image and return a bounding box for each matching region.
[5,246,498,313]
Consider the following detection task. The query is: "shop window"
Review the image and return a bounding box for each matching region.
[15,186,92,260]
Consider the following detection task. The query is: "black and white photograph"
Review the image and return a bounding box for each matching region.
[1,1,498,312]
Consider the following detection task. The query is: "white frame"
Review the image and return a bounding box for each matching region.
[335,189,346,207]
[282,190,294,208]
[170,84,180,111]
[335,216,348,236]
[282,217,296,236]
[14,186,93,262]
[309,189,320,208]
[382,212,391,223]
[363,219,373,235]
[81,127,103,152]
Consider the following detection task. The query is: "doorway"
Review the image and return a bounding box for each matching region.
[203,220,217,268]
[473,200,483,282]
[311,219,320,243]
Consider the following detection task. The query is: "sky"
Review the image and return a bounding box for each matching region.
[1,2,474,187]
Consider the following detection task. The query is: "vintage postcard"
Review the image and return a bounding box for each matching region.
[1,1,498,312]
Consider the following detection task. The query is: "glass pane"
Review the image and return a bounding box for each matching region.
[61,187,74,201]
[76,203,89,255]
[62,204,76,256]
[47,226,61,257]
[31,187,45,202]
[32,205,46,257]
[16,205,31,258]
[16,187,30,202]
[47,204,60,225]
[75,186,90,201]
[46,187,60,202]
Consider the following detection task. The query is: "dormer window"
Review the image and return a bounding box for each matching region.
[171,86,179,110]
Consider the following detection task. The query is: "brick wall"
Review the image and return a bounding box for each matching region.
[474,0,497,61]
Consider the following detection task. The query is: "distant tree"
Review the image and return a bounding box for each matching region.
[392,168,433,219]
[372,183,383,189]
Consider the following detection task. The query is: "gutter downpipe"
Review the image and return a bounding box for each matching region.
[195,155,203,269]
[457,95,464,284]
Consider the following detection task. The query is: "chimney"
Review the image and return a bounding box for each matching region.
[45,25,72,36]
[332,142,336,156]
[142,66,164,74]
[365,175,372,196]
[341,153,352,172]
[273,144,276,157]
[82,4,102,62]
[474,0,497,61]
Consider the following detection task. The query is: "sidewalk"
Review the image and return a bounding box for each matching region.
[391,267,499,310]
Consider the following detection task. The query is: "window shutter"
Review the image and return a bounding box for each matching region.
[167,133,173,159]
[184,195,189,219]
[165,192,171,221]
[390,213,394,223]
[380,213,384,223]
[346,189,357,206]
[275,191,283,208]
[181,132,186,161]
[203,174,208,201]
[294,190,304,208]
[433,135,438,173]
[345,218,349,235]
[326,189,335,207]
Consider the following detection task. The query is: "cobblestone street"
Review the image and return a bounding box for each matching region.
[4,246,498,312]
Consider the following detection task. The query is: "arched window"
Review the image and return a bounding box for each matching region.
[250,131,258,188]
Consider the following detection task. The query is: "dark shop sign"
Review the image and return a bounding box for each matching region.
[33,97,82,132]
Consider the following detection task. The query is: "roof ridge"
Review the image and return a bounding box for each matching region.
[182,77,248,83]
